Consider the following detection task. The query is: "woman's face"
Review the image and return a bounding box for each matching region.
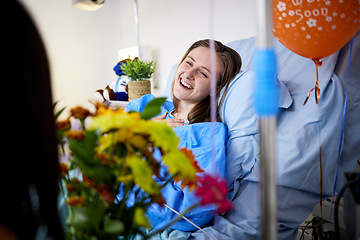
[173,47,222,105]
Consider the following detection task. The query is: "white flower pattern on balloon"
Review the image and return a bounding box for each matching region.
[277,2,286,12]
[306,18,317,27]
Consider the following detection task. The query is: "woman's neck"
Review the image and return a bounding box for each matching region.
[174,101,196,120]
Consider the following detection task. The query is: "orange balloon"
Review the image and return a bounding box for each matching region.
[273,0,360,60]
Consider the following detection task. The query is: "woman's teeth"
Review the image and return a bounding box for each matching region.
[180,79,193,89]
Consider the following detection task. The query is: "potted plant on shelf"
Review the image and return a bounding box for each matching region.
[120,57,156,101]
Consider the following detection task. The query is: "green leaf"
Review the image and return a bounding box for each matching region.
[68,130,98,163]
[140,97,167,120]
[76,159,111,185]
[54,106,67,120]
[120,58,156,81]
[67,131,113,185]
[71,206,101,230]
[103,219,125,235]
[53,100,66,120]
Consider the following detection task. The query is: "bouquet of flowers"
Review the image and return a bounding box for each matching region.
[55,98,231,240]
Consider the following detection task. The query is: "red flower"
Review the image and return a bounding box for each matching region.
[195,174,232,214]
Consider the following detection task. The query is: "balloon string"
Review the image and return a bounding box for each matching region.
[319,120,323,213]
[314,63,321,104]
[315,59,323,211]
[304,59,324,212]
[303,59,322,105]
[303,87,314,105]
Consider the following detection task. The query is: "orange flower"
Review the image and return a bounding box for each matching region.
[71,178,81,184]
[66,178,81,193]
[59,162,69,176]
[95,152,110,166]
[66,182,77,193]
[88,99,106,112]
[67,195,84,206]
[174,177,199,193]
[55,118,71,130]
[65,130,85,141]
[179,148,204,174]
[93,104,124,116]
[70,106,90,119]
[82,174,95,188]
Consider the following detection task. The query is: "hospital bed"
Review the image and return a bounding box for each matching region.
[162,32,360,239]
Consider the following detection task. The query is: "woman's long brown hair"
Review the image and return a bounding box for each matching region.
[172,39,242,123]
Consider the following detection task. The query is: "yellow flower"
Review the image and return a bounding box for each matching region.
[113,156,125,165]
[117,174,133,184]
[113,127,134,143]
[133,207,151,228]
[146,121,179,153]
[163,151,197,178]
[97,132,114,153]
[126,156,159,195]
[131,118,151,134]
[88,108,140,133]
[96,128,149,154]
[95,106,114,115]
[127,134,148,150]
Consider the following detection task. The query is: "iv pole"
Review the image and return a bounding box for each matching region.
[254,0,278,240]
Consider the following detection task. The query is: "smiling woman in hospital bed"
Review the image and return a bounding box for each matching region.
[145,29,360,240]
[122,39,241,235]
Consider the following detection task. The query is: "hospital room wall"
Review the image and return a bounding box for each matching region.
[20,0,256,111]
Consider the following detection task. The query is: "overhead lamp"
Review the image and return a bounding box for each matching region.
[72,0,105,11]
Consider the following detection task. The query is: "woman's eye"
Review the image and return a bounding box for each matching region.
[186,61,192,66]
[200,71,208,78]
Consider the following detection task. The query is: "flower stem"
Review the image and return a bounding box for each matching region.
[158,176,174,190]
[80,119,86,130]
